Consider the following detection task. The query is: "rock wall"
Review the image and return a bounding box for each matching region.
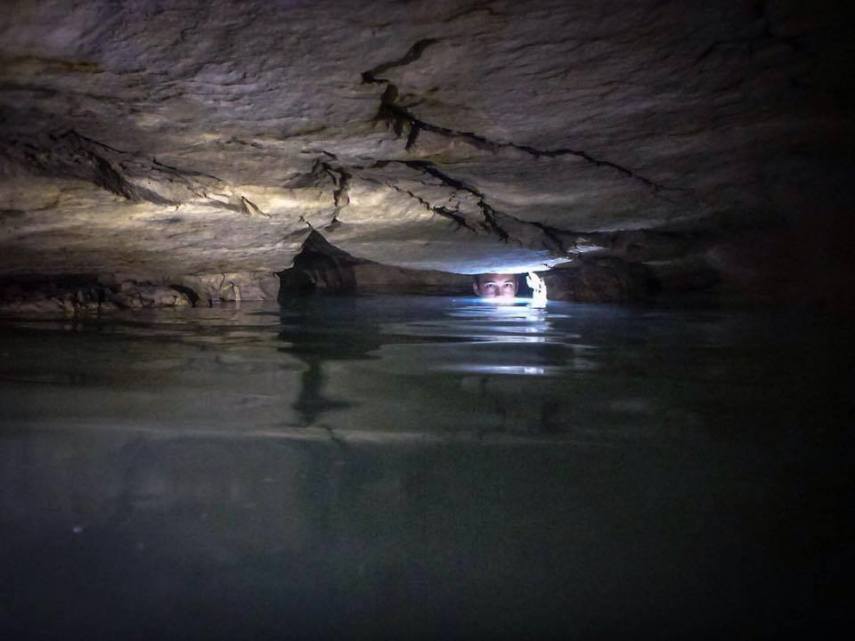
[1,0,853,307]
[278,231,472,298]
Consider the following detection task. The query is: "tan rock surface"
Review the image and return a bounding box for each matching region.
[1,0,853,295]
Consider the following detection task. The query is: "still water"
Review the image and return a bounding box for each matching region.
[0,296,850,639]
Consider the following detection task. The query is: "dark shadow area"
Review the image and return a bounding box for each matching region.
[0,421,849,640]
[278,231,473,301]
[277,297,385,425]
[278,231,358,297]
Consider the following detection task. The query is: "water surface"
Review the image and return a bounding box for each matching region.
[0,296,850,639]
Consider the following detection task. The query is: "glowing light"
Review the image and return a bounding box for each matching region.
[526,271,547,308]
[443,364,549,376]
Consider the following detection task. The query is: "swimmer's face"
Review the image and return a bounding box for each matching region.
[474,273,518,298]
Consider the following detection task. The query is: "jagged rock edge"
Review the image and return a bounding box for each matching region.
[5,130,270,216]
[361,40,690,197]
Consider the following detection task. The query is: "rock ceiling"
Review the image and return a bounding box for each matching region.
[1,0,852,279]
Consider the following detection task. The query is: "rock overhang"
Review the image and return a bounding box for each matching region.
[0,0,853,297]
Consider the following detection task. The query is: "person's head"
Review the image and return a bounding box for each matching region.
[473,273,519,298]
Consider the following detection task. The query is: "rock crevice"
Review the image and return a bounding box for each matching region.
[361,40,682,196]
[0,0,852,305]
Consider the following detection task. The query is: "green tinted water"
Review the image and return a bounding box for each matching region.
[0,297,850,639]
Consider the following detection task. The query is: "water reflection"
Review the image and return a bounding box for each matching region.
[0,298,850,639]
[0,296,847,441]
[277,298,384,425]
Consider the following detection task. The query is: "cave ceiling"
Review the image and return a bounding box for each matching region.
[1,0,852,277]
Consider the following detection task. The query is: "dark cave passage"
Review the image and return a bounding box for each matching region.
[1,1,853,639]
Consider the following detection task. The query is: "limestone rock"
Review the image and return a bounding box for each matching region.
[0,277,199,314]
[544,259,655,303]
[279,231,471,296]
[109,282,192,309]
[174,272,280,304]
[0,0,853,300]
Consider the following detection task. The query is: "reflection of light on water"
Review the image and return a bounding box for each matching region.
[381,321,560,343]
[453,296,542,311]
[379,298,567,344]
[449,299,554,325]
[472,296,531,307]
[443,364,550,376]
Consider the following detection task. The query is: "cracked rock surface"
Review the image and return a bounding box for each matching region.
[1,0,853,299]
